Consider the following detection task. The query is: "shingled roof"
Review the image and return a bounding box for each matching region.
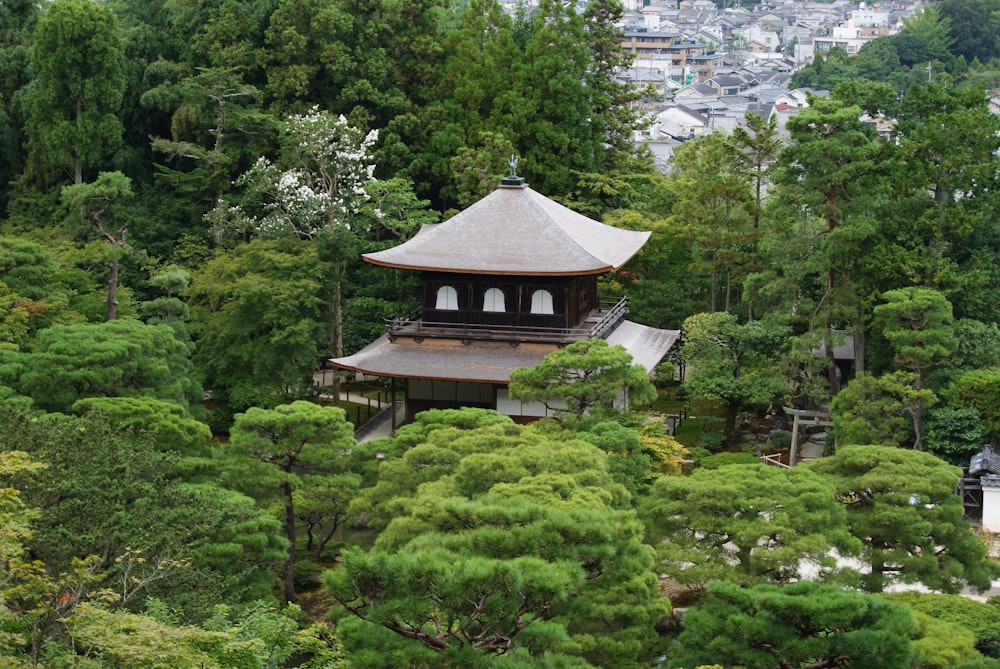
[362,180,651,276]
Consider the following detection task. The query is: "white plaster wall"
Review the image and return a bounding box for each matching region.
[982,485,1000,534]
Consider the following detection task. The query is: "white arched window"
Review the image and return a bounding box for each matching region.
[483,287,506,312]
[530,289,554,315]
[435,285,459,310]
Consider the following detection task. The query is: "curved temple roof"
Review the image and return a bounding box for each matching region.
[363,182,651,276]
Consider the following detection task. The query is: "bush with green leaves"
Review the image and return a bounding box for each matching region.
[924,405,989,464]
[886,592,1000,660]
[946,369,1000,440]
[668,581,915,669]
[697,451,760,469]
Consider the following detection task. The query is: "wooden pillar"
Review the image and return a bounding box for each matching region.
[391,377,397,433]
[789,413,801,468]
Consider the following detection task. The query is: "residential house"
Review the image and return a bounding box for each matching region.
[679,0,716,11]
[774,87,824,108]
[672,81,718,103]
[622,29,684,57]
[689,53,723,82]
[706,72,753,96]
[653,104,708,139]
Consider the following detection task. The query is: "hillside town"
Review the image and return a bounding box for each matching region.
[605,0,928,167]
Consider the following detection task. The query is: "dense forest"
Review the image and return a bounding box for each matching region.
[5,0,1000,666]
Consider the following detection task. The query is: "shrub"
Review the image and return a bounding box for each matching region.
[698,451,760,470]
[925,406,989,464]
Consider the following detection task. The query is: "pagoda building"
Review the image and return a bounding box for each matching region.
[331,173,680,426]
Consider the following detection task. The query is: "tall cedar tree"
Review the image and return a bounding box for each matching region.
[26,0,124,186]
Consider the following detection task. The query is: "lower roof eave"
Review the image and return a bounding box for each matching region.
[331,322,681,385]
[329,335,558,384]
[329,363,510,386]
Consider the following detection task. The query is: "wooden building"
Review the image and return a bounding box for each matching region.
[331,174,679,426]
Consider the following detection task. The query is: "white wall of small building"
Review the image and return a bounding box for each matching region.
[982,478,1000,535]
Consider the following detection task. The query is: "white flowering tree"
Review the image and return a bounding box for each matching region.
[230,108,379,239]
[212,108,380,400]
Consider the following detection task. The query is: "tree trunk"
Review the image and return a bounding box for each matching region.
[912,403,925,451]
[912,367,925,451]
[864,546,887,593]
[710,250,718,313]
[283,481,297,602]
[328,262,344,405]
[107,257,119,321]
[725,401,738,440]
[725,270,732,314]
[75,93,83,185]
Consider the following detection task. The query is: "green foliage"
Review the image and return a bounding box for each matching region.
[885,592,1000,661]
[939,0,1000,63]
[228,400,355,602]
[635,418,687,478]
[147,66,268,221]
[640,464,858,590]
[878,85,1000,323]
[666,131,753,314]
[4,597,347,668]
[873,286,957,383]
[71,396,211,459]
[574,420,651,496]
[763,94,883,397]
[805,444,998,593]
[606,215,703,329]
[0,449,43,564]
[328,549,580,658]
[669,581,915,669]
[203,601,347,669]
[334,414,669,668]
[66,602,256,668]
[908,611,981,669]
[0,237,58,302]
[901,4,956,63]
[924,405,989,464]
[0,319,201,414]
[187,239,330,422]
[946,368,1000,440]
[60,171,136,321]
[952,319,1000,371]
[831,371,936,449]
[508,339,656,421]
[0,407,286,621]
[680,311,788,437]
[790,47,861,90]
[696,451,759,469]
[26,0,125,185]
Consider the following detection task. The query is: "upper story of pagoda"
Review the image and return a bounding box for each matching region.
[362,176,651,344]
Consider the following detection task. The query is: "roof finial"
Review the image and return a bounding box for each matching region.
[501,154,526,188]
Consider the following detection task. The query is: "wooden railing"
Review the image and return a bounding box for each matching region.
[385,296,629,345]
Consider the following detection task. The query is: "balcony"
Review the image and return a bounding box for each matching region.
[385,296,629,345]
